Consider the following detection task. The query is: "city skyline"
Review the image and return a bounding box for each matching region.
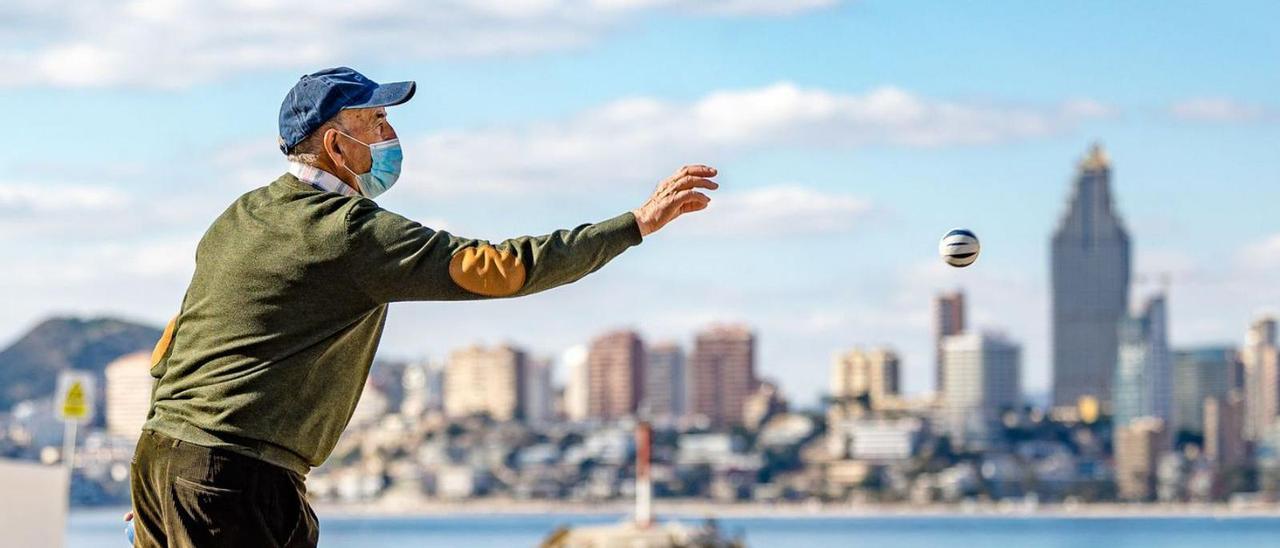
[352,307,1273,415]
[7,276,1275,512]
[5,256,1271,419]
[2,1,1278,406]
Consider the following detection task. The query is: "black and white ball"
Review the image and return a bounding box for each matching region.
[939,229,980,268]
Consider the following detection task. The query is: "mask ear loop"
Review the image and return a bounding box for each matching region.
[329,128,372,182]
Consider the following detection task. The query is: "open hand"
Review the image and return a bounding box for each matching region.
[632,165,719,237]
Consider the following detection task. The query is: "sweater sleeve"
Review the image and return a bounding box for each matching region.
[344,199,643,303]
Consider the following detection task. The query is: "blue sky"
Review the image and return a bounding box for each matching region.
[1,0,1278,403]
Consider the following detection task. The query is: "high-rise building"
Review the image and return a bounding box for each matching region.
[1243,317,1280,441]
[587,330,645,421]
[689,325,757,428]
[1204,391,1246,472]
[523,358,555,425]
[444,344,526,421]
[941,332,1021,449]
[401,360,444,418]
[105,351,154,439]
[1113,295,1172,428]
[1051,144,1132,408]
[933,291,966,393]
[1114,417,1166,501]
[1172,346,1240,435]
[642,342,685,422]
[831,347,900,411]
[562,345,590,422]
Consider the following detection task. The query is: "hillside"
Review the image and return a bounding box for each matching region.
[0,317,162,412]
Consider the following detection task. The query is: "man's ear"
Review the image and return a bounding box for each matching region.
[322,127,343,167]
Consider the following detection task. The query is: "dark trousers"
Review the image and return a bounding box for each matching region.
[129,430,319,547]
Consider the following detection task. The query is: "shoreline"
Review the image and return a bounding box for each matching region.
[306,498,1280,520]
[70,499,1280,520]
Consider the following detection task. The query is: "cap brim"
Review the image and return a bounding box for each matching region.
[345,80,416,109]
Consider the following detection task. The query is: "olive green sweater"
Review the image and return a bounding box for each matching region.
[143,173,642,474]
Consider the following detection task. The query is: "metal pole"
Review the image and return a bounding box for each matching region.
[62,420,76,475]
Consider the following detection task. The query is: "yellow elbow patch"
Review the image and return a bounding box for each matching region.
[151,315,178,366]
[449,245,526,297]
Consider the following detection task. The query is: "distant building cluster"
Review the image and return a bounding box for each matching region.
[3,145,1280,508]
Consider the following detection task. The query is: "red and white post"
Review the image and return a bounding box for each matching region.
[635,421,653,528]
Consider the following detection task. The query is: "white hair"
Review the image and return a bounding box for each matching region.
[280,119,347,165]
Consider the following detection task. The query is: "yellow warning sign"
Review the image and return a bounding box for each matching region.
[56,371,95,423]
[63,382,87,418]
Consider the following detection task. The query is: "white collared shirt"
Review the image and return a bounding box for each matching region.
[288,161,360,197]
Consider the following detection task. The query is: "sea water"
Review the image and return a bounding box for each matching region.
[67,508,1280,547]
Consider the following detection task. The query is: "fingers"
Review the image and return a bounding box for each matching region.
[670,176,720,193]
[681,199,709,213]
[672,164,717,179]
[672,190,710,217]
[670,189,710,210]
[659,165,719,197]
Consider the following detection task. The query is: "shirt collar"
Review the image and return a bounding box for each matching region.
[288,161,360,197]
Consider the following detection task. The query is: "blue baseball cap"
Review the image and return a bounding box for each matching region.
[278,67,416,154]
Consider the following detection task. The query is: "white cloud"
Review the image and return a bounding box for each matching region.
[678,185,870,236]
[0,0,843,89]
[1238,233,1280,272]
[0,183,136,241]
[408,83,1113,195]
[0,180,228,243]
[213,83,1112,199]
[1168,97,1277,124]
[1060,98,1119,120]
[9,237,199,286]
[676,0,840,16]
[0,184,129,212]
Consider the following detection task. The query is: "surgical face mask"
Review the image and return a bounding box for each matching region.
[333,130,402,199]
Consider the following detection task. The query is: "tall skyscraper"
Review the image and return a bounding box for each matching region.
[941,332,1021,449]
[642,342,685,422]
[444,344,526,421]
[587,330,645,421]
[1051,144,1132,407]
[1114,417,1166,501]
[1113,295,1172,428]
[933,291,966,393]
[1243,316,1280,441]
[523,358,555,425]
[105,351,154,439]
[689,325,757,428]
[831,347,901,411]
[1172,346,1239,435]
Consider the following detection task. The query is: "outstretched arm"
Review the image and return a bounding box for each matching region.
[347,165,718,303]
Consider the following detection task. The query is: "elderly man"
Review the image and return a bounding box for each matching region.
[127,67,717,547]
